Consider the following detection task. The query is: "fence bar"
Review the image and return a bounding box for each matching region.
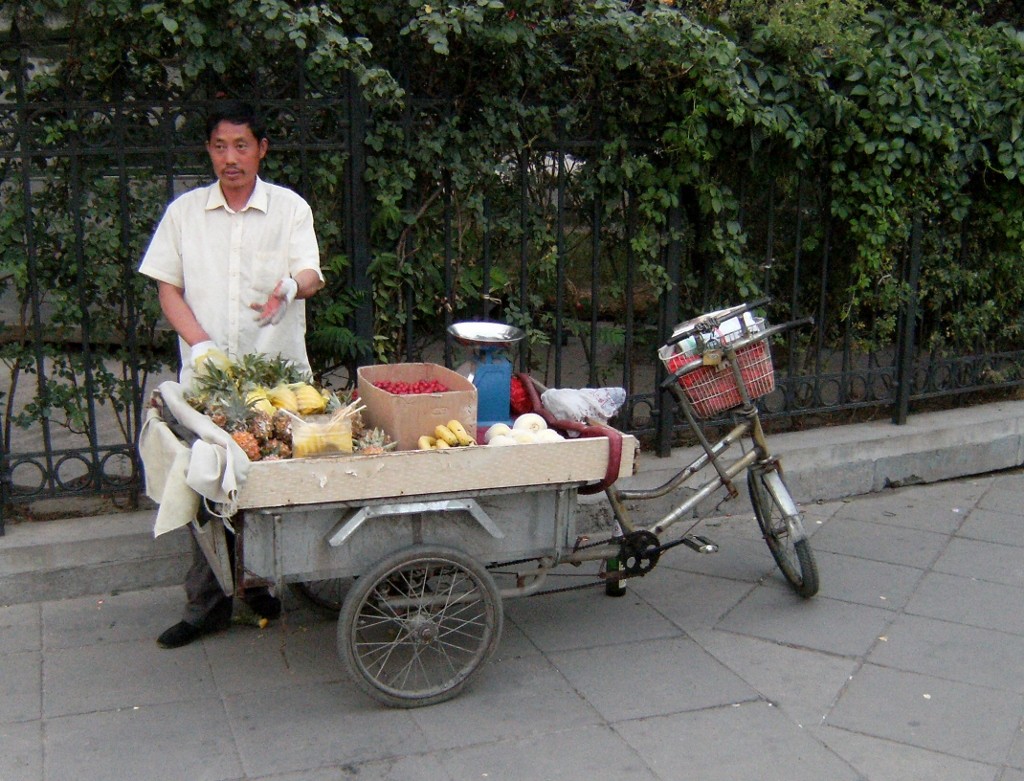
[346,72,373,364]
[656,200,684,457]
[893,215,923,425]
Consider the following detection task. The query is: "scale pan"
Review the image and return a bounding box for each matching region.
[447,321,525,348]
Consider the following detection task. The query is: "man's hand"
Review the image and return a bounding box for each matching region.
[252,277,298,327]
[191,340,231,374]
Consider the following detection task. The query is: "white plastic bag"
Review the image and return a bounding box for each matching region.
[541,387,626,424]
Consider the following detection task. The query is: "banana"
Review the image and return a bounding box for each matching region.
[434,437,452,449]
[446,419,475,446]
[434,424,460,447]
[417,435,437,450]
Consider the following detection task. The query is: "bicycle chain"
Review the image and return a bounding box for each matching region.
[487,530,667,596]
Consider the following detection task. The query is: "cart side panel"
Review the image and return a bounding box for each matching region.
[235,435,637,509]
[241,488,578,583]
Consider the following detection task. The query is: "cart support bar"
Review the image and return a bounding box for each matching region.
[327,498,506,548]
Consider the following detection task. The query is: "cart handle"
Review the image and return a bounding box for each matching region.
[516,372,624,495]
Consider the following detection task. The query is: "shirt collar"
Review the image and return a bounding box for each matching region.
[205,177,269,214]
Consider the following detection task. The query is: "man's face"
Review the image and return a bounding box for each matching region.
[206,120,268,198]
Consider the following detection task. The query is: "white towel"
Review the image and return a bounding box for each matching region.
[139,381,253,536]
[139,408,201,537]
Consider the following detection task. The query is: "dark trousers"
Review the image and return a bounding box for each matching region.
[181,510,272,626]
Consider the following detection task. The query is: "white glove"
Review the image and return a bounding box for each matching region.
[253,276,298,327]
[190,340,217,367]
[190,340,230,374]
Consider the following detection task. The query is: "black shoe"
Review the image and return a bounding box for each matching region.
[245,593,282,621]
[157,621,206,649]
[157,607,232,649]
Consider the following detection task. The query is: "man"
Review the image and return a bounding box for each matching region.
[139,101,324,648]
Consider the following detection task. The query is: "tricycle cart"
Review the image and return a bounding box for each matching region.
[147,301,818,708]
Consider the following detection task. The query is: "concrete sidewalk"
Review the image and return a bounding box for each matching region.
[3,401,1024,780]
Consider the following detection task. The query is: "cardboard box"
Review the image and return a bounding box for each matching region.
[357,363,477,451]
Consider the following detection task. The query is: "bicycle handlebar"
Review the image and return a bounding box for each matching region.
[663,297,773,348]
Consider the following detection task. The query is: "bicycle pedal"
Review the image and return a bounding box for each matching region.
[681,535,719,554]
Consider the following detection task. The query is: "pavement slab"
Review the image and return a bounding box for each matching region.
[407,653,603,751]
[438,723,659,781]
[825,663,1024,765]
[0,720,43,781]
[0,602,41,654]
[905,571,1024,635]
[809,549,924,610]
[815,726,1001,781]
[45,698,243,781]
[224,682,429,777]
[810,516,953,569]
[868,613,1024,694]
[688,629,860,730]
[548,634,758,722]
[717,588,893,657]
[956,506,1024,546]
[614,700,863,781]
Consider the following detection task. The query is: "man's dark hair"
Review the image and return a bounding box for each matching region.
[205,100,267,142]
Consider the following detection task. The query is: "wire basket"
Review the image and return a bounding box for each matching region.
[659,313,775,418]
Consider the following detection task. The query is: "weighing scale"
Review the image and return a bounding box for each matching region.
[448,321,526,430]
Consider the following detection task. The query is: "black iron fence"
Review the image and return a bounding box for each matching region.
[4,87,1024,533]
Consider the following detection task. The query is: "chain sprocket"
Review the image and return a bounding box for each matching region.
[619,530,661,577]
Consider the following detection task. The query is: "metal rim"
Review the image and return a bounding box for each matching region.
[338,545,503,707]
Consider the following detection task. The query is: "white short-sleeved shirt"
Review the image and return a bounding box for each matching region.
[139,177,324,385]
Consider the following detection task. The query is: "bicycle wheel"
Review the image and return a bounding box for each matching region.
[338,545,503,708]
[747,468,819,598]
[289,578,353,615]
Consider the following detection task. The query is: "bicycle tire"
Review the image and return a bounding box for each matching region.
[747,468,819,598]
[338,545,503,708]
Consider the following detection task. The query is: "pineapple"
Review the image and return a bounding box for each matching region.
[209,405,229,429]
[245,386,276,417]
[231,430,262,461]
[177,351,333,462]
[272,410,292,442]
[292,382,327,415]
[191,360,238,400]
[267,384,300,413]
[211,389,264,462]
[355,427,394,456]
[232,352,305,389]
[261,437,293,460]
[248,409,273,443]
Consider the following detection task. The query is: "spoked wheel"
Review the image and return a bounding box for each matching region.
[338,545,503,708]
[290,578,353,615]
[747,468,819,598]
